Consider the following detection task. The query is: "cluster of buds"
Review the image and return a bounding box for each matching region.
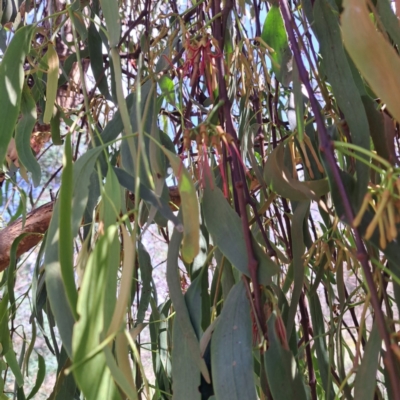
[353,178,400,249]
[181,34,220,100]
[302,238,359,273]
[288,134,324,179]
[183,124,242,197]
[182,124,236,153]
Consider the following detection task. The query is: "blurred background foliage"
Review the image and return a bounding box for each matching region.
[1,0,400,398]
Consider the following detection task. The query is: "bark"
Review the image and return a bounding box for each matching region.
[0,202,54,272]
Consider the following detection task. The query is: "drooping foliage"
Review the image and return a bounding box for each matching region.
[1,0,400,398]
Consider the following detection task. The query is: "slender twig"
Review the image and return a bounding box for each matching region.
[279,0,400,396]
[236,182,266,336]
[299,292,317,400]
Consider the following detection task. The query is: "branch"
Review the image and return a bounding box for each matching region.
[278,0,400,396]
[0,202,54,272]
[0,187,181,272]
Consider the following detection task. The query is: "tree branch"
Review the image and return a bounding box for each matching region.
[0,186,181,272]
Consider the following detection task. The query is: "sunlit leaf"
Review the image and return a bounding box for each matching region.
[72,225,121,400]
[0,25,33,166]
[342,0,400,125]
[261,5,292,85]
[43,42,59,124]
[163,149,199,263]
[159,75,175,105]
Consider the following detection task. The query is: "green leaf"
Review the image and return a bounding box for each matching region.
[15,86,41,187]
[26,354,46,400]
[72,225,121,400]
[50,109,63,145]
[308,293,335,399]
[163,149,200,263]
[45,145,105,356]
[313,0,370,205]
[264,142,329,201]
[171,316,201,400]
[377,0,400,48]
[285,201,309,337]
[5,346,24,387]
[0,293,10,356]
[211,281,257,400]
[113,167,181,228]
[100,165,121,230]
[159,76,175,105]
[265,312,308,400]
[203,183,279,285]
[354,323,381,400]
[88,22,112,101]
[43,42,59,124]
[59,133,78,319]
[0,25,33,166]
[136,243,152,325]
[261,5,292,85]
[98,0,121,47]
[103,338,138,400]
[342,0,400,126]
[167,227,210,383]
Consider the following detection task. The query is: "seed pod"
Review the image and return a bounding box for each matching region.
[387,199,398,240]
[353,192,372,228]
[379,216,387,249]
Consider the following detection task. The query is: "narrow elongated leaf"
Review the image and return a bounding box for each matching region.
[107,226,135,336]
[99,0,121,47]
[100,166,121,229]
[59,133,78,318]
[159,76,175,105]
[264,142,329,201]
[15,86,41,187]
[26,355,45,400]
[211,281,257,400]
[342,0,400,124]
[103,336,138,400]
[163,150,199,263]
[72,225,121,400]
[203,183,279,285]
[286,201,309,337]
[313,0,370,205]
[308,293,334,399]
[261,5,292,84]
[0,25,33,166]
[5,346,23,387]
[377,0,400,48]
[113,167,181,228]
[45,146,104,356]
[265,312,308,400]
[354,323,381,400]
[88,22,112,100]
[171,316,201,400]
[136,243,152,324]
[167,228,210,383]
[43,42,59,124]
